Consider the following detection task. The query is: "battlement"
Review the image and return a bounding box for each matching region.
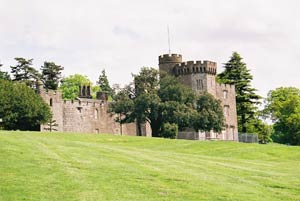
[63,98,106,108]
[44,90,61,96]
[173,60,217,75]
[159,54,182,64]
[217,83,235,92]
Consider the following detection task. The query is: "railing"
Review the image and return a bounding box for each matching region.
[238,133,258,143]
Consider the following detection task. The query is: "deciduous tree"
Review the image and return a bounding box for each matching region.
[264,87,300,145]
[0,79,52,130]
[59,74,92,100]
[192,92,225,133]
[111,68,224,138]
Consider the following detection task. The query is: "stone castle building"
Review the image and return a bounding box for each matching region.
[39,53,238,141]
[39,85,138,136]
[159,54,238,141]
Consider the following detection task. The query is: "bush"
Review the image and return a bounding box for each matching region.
[0,79,52,130]
[161,123,178,139]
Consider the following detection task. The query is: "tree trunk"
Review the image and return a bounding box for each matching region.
[241,112,247,133]
[151,121,160,137]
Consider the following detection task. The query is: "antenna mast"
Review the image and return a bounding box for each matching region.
[167,25,171,54]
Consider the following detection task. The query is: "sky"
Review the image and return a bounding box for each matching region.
[1,0,300,97]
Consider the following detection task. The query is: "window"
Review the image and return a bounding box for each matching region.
[196,79,203,90]
[211,77,214,86]
[223,90,228,99]
[224,105,229,116]
[95,109,98,119]
[49,98,53,107]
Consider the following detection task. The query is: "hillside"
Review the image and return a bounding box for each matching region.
[0,131,300,201]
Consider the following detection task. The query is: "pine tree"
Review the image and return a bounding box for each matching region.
[97,69,113,96]
[218,52,261,133]
[0,63,10,80]
[41,61,64,90]
[10,58,40,88]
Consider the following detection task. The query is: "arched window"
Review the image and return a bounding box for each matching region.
[95,109,98,119]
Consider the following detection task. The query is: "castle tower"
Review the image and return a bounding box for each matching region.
[158,54,182,74]
[159,53,217,96]
[158,53,238,141]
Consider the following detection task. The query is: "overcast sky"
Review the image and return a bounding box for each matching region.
[1,0,300,97]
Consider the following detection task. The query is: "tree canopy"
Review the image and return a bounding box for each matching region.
[10,57,40,88]
[0,79,52,130]
[97,69,113,97]
[264,87,300,145]
[218,52,261,133]
[192,92,225,133]
[59,74,92,100]
[110,67,225,138]
[0,63,10,80]
[41,61,64,90]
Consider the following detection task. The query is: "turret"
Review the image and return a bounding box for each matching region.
[158,54,182,74]
[173,60,217,76]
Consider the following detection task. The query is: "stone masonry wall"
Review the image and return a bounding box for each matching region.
[40,89,136,135]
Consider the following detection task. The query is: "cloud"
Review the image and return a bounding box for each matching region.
[1,0,300,96]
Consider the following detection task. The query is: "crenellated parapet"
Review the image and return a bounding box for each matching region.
[42,89,62,97]
[159,54,182,64]
[217,83,235,92]
[63,98,106,108]
[173,60,217,76]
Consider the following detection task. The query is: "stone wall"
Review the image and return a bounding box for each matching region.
[158,53,239,141]
[40,88,137,135]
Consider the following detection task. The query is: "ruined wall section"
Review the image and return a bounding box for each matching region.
[39,88,136,135]
[39,89,64,132]
[63,99,136,135]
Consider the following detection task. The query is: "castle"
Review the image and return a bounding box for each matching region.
[40,53,238,141]
[159,54,238,140]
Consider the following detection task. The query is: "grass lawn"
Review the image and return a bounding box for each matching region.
[0,131,300,201]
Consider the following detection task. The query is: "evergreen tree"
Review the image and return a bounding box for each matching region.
[10,57,40,88]
[97,69,113,97]
[41,61,64,90]
[0,62,10,80]
[218,52,261,133]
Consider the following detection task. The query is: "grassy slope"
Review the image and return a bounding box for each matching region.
[0,131,300,201]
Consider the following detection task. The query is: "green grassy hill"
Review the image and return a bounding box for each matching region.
[1,131,300,201]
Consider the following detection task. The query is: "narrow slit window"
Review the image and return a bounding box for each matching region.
[50,98,53,107]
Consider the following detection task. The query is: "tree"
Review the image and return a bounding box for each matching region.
[110,67,197,137]
[41,61,64,90]
[192,93,225,133]
[97,69,113,97]
[264,87,300,145]
[0,62,10,80]
[0,79,52,130]
[161,123,178,139]
[44,119,59,132]
[10,57,40,88]
[59,74,92,100]
[218,52,261,133]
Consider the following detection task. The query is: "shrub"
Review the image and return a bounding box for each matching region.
[161,123,178,139]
